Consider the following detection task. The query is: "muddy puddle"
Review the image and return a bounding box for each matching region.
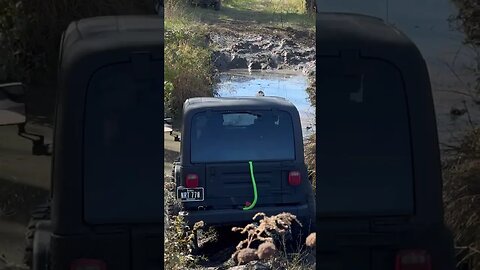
[215,70,315,138]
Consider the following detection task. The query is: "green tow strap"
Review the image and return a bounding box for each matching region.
[243,161,258,210]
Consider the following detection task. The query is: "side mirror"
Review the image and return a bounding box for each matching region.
[0,82,26,126]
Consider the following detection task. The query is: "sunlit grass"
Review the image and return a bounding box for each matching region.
[223,0,305,14]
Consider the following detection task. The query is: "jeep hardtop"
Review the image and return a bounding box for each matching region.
[314,12,456,269]
[171,96,316,233]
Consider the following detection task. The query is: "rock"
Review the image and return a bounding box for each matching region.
[249,44,261,53]
[213,51,232,71]
[232,41,250,52]
[279,38,295,49]
[248,61,262,70]
[230,55,248,69]
[228,261,269,270]
[236,248,258,265]
[287,56,303,65]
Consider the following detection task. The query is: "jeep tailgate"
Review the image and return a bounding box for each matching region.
[204,162,283,209]
[130,226,163,270]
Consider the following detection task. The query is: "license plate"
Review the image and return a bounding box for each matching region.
[177,187,204,202]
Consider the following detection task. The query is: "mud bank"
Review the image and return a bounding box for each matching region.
[208,30,315,75]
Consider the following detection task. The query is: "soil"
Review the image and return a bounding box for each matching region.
[207,23,316,75]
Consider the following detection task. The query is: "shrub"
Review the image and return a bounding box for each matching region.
[164,2,215,120]
[0,0,153,84]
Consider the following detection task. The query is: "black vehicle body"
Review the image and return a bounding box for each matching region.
[315,13,455,269]
[27,16,164,270]
[173,97,316,231]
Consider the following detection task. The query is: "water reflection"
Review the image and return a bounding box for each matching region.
[215,70,315,138]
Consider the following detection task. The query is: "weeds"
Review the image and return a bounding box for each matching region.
[304,67,316,191]
[165,0,215,120]
[304,134,316,191]
[231,212,315,269]
[164,214,204,269]
[443,127,480,269]
[164,176,205,269]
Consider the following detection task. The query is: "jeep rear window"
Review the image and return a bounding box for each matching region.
[83,62,164,224]
[190,110,295,163]
[316,58,414,216]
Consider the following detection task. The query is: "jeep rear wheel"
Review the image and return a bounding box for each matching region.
[23,202,51,267]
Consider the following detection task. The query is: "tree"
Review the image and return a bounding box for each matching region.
[451,0,480,47]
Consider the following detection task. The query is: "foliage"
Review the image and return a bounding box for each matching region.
[164,2,215,120]
[451,0,480,47]
[0,0,153,84]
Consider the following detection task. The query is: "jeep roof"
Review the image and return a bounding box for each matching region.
[183,96,298,111]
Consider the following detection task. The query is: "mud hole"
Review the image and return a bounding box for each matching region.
[208,27,315,74]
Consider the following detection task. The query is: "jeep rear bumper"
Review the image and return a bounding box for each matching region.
[179,204,310,227]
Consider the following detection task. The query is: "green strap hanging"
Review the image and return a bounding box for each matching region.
[243,161,258,211]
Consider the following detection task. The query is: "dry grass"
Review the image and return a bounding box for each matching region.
[163,174,204,269]
[231,212,315,269]
[443,127,480,269]
[304,68,316,191]
[304,134,316,191]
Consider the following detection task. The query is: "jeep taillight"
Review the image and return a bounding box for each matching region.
[70,259,106,270]
[288,171,301,186]
[185,174,199,188]
[395,250,431,270]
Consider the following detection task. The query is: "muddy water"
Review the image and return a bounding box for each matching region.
[215,70,315,138]
[318,0,480,153]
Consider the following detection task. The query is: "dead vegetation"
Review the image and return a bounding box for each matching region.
[164,174,204,270]
[443,127,480,269]
[231,212,315,269]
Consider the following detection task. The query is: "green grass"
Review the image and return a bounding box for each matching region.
[170,0,315,30]
[164,0,215,119]
[224,0,305,14]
